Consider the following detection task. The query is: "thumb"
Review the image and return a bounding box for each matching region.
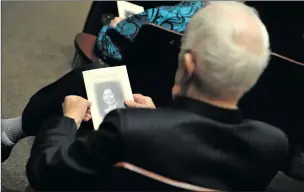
[125,100,136,107]
[87,100,92,108]
[133,94,144,103]
[125,100,144,108]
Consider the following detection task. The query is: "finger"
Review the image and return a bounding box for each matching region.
[85,115,92,120]
[85,113,92,119]
[86,107,91,114]
[125,100,134,106]
[125,100,140,108]
[131,104,147,108]
[83,113,92,122]
[65,95,79,101]
[117,17,124,22]
[114,17,122,23]
[83,116,90,122]
[87,101,92,108]
[125,101,149,108]
[64,96,70,103]
[109,20,114,26]
[133,94,144,102]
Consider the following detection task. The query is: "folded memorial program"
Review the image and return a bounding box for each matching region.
[83,66,133,130]
[117,1,144,18]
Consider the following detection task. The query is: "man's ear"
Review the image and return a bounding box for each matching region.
[183,52,196,81]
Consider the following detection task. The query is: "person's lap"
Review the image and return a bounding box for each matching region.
[21,63,104,136]
[21,60,174,137]
[21,57,176,137]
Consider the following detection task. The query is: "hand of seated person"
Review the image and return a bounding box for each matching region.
[125,94,156,109]
[109,17,124,27]
[62,96,92,128]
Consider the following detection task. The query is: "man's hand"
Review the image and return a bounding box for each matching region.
[62,96,92,128]
[109,17,124,27]
[125,94,156,109]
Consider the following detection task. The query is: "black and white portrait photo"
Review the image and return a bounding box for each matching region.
[95,81,125,117]
[83,65,133,129]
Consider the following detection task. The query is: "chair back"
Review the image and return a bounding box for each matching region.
[124,23,183,107]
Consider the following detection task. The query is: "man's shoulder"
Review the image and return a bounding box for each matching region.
[114,107,189,121]
[247,120,287,139]
[104,108,180,123]
[245,120,289,152]
[110,107,195,133]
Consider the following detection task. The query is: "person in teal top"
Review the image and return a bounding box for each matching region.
[96,1,207,61]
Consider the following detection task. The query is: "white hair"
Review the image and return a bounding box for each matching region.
[180,1,270,100]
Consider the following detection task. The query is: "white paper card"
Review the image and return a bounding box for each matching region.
[117,1,144,18]
[83,66,133,130]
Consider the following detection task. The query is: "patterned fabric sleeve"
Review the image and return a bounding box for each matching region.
[97,0,206,61]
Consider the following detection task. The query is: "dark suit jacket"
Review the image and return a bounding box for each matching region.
[26,97,288,191]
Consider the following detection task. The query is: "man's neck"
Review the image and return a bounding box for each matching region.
[197,96,238,109]
[184,91,238,110]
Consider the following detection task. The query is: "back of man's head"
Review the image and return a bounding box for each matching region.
[178,1,270,100]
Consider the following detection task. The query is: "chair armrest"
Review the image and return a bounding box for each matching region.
[115,162,218,192]
[74,32,98,63]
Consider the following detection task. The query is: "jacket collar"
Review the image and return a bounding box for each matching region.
[171,96,243,124]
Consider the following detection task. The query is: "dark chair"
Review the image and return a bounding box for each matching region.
[72,33,99,68]
[107,162,218,191]
[123,23,183,107]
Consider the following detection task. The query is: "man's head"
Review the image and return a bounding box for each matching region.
[103,89,116,106]
[173,1,270,105]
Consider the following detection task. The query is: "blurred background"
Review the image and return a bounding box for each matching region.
[1,1,91,191]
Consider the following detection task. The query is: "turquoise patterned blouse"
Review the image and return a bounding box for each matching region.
[96,1,206,60]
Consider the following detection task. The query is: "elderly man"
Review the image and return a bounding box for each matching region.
[4,1,287,191]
